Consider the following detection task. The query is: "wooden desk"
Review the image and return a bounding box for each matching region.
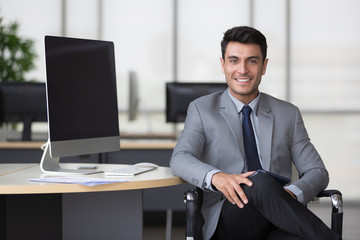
[0,141,45,149]
[0,140,177,150]
[0,140,190,212]
[0,163,184,240]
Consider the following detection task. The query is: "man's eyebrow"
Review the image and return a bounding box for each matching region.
[247,56,261,60]
[226,55,261,60]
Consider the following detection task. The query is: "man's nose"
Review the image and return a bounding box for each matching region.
[237,61,248,75]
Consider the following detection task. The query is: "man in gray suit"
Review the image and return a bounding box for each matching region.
[170,26,340,240]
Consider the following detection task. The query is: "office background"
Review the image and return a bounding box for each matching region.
[1,0,360,201]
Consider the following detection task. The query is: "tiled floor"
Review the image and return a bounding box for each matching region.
[144,200,360,240]
[143,227,184,240]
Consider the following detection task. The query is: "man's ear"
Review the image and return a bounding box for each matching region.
[220,57,225,74]
[262,58,269,75]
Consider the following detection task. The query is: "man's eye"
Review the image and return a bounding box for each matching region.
[249,59,257,64]
[230,59,238,63]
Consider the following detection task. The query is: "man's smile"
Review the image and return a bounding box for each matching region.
[234,77,251,82]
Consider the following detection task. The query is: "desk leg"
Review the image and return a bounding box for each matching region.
[62,190,143,240]
[0,195,6,240]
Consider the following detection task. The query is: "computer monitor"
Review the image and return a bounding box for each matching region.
[0,82,47,141]
[166,82,227,123]
[41,35,120,174]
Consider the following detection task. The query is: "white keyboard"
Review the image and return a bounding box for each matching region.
[105,165,156,176]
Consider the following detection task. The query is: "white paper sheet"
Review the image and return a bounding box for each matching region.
[29,177,127,186]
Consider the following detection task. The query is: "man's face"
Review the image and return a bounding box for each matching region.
[221,41,268,104]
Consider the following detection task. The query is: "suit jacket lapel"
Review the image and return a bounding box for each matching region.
[218,91,246,160]
[257,95,274,171]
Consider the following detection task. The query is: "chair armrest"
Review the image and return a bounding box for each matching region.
[184,189,204,240]
[317,189,343,238]
[317,189,343,214]
[185,188,343,239]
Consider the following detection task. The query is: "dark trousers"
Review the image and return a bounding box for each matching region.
[212,172,340,240]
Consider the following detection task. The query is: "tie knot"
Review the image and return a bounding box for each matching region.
[242,105,252,116]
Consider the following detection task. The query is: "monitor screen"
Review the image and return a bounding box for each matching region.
[41,36,120,174]
[166,82,227,123]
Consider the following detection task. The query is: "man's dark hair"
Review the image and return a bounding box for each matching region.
[221,26,267,62]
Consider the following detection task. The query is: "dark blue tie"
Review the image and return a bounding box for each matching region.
[242,106,262,171]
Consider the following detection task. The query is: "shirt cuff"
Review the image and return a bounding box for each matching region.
[284,184,304,204]
[204,169,222,191]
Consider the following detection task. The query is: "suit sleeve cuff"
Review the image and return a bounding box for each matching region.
[284,184,305,204]
[204,169,222,191]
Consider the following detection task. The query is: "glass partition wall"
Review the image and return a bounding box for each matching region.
[1,0,360,199]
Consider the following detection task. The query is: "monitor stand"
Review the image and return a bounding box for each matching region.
[40,140,103,175]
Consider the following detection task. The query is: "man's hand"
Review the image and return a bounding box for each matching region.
[211,171,255,208]
[284,188,297,200]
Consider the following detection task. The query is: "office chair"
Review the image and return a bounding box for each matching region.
[0,82,47,141]
[166,82,343,239]
[166,82,227,123]
[184,187,343,240]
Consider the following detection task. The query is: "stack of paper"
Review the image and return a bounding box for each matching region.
[29,177,127,186]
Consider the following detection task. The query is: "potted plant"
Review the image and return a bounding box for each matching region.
[0,17,41,140]
[0,17,37,82]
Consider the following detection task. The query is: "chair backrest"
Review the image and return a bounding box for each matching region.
[0,82,47,140]
[166,82,227,123]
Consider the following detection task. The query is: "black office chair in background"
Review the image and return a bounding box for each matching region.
[0,82,47,141]
[184,187,343,240]
[166,82,227,123]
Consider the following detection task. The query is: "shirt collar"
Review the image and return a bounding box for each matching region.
[227,89,260,115]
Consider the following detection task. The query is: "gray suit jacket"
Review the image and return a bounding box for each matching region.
[170,90,329,240]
